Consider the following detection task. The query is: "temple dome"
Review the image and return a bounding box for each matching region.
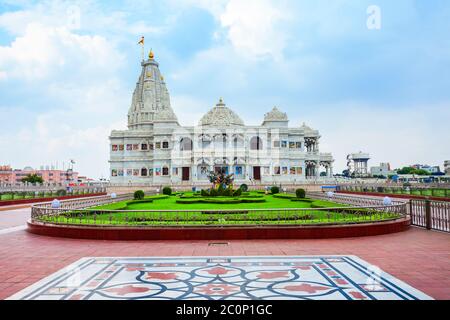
[127,50,178,130]
[199,98,244,126]
[264,107,288,122]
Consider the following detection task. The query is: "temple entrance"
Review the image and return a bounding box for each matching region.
[182,167,190,181]
[253,166,261,180]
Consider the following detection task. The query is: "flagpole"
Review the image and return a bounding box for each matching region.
[138,36,145,62]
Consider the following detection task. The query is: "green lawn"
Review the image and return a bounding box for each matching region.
[38,192,402,226]
[93,194,344,211]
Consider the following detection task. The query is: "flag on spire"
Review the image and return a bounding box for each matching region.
[138,36,144,45]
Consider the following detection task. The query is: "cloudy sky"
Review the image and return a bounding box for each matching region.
[0,0,449,179]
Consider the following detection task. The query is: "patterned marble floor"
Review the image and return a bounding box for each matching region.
[8,256,432,300]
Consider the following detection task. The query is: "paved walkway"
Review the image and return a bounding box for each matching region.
[0,225,448,299]
[0,205,448,300]
[0,207,30,233]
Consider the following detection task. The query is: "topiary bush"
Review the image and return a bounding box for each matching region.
[162,186,172,196]
[239,184,249,192]
[134,190,145,200]
[295,188,306,199]
[270,186,280,194]
[201,189,210,197]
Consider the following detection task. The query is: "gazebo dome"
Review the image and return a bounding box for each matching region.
[199,98,244,126]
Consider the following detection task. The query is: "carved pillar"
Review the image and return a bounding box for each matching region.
[191,165,197,182]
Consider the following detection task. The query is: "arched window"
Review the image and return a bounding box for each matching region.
[233,135,244,148]
[141,168,148,176]
[180,137,193,151]
[250,136,263,150]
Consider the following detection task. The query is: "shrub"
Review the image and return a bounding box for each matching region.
[233,188,242,197]
[295,188,306,199]
[270,186,280,194]
[56,189,67,196]
[240,184,249,192]
[209,188,218,197]
[223,187,233,197]
[217,184,225,196]
[162,186,172,196]
[26,191,36,198]
[134,190,145,200]
[201,189,210,197]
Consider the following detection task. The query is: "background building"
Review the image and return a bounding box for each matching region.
[370,163,395,177]
[346,152,370,177]
[411,164,441,174]
[445,161,450,175]
[109,52,334,185]
[0,165,79,184]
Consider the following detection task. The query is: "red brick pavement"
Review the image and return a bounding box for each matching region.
[0,227,449,300]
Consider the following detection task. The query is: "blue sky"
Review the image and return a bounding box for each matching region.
[0,0,449,179]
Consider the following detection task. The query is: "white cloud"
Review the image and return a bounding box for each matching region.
[0,110,127,179]
[0,23,124,81]
[219,0,292,60]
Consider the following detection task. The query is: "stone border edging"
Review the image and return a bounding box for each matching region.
[27,217,411,240]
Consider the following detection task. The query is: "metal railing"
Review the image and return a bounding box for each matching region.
[338,185,450,198]
[410,199,450,233]
[307,192,404,207]
[30,198,407,227]
[30,193,133,218]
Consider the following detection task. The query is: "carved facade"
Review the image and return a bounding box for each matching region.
[109,53,334,185]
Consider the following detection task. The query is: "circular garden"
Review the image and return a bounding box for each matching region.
[34,183,404,227]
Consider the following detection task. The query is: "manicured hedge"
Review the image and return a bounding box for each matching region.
[147,195,170,200]
[176,198,267,205]
[126,199,154,205]
[238,194,264,199]
[273,193,296,199]
[240,198,266,203]
[290,198,313,203]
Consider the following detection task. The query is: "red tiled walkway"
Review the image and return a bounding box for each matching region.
[0,227,449,299]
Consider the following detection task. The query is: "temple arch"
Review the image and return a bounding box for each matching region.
[250,136,263,150]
